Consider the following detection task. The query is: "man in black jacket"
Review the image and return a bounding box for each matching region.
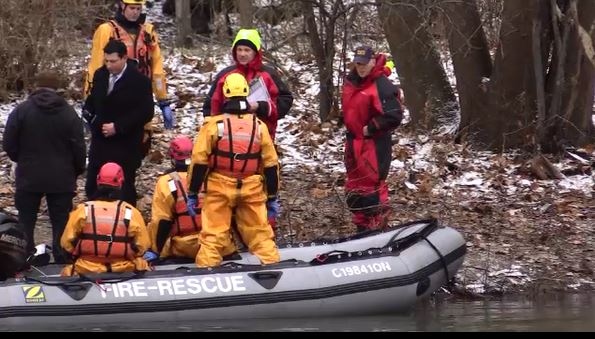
[2,71,86,263]
[83,39,154,206]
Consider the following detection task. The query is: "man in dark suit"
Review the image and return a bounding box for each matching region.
[83,39,154,206]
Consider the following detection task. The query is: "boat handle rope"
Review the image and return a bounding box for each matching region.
[384,218,438,248]
[421,236,452,288]
[309,218,440,245]
[23,271,144,287]
[312,220,441,265]
[314,250,351,263]
[384,218,438,251]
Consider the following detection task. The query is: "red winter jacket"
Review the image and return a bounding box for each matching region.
[342,54,402,139]
[203,51,293,139]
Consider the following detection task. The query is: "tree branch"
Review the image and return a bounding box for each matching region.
[532,17,546,153]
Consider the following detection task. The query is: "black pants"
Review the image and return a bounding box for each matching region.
[85,162,138,206]
[14,190,74,264]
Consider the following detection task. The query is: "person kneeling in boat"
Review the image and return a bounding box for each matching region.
[60,162,151,276]
[146,136,237,261]
[187,73,280,267]
[145,136,200,261]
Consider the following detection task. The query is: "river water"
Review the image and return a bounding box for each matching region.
[60,293,594,332]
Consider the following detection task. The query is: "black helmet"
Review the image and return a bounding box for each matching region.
[0,213,28,280]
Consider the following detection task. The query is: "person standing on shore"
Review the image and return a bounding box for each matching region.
[341,46,403,232]
[3,71,86,263]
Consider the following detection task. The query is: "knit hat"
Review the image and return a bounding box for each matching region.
[234,39,258,52]
[232,29,262,52]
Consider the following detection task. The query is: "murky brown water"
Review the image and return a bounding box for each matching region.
[30,293,594,332]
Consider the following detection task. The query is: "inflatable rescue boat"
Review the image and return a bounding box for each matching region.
[0,219,466,329]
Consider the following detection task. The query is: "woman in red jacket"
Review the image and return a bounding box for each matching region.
[342,46,403,232]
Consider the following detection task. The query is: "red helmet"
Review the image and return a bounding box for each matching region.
[169,136,193,161]
[97,162,124,188]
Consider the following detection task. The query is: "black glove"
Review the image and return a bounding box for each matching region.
[82,109,96,125]
[255,101,271,119]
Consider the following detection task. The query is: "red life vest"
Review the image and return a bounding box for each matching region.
[167,172,201,236]
[210,115,262,178]
[73,201,136,263]
[108,20,153,78]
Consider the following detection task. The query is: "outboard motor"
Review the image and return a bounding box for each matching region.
[0,213,28,280]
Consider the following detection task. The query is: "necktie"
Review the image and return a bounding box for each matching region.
[108,74,117,94]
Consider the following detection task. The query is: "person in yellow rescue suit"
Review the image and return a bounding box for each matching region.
[143,136,232,262]
[186,73,280,267]
[83,0,173,154]
[60,162,151,276]
[145,136,200,261]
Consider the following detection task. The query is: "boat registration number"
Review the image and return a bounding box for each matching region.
[331,261,391,278]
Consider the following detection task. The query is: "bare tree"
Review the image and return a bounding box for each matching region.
[547,0,595,151]
[377,0,457,130]
[176,0,193,47]
[162,0,234,36]
[479,1,546,150]
[441,0,493,142]
[302,0,354,121]
[441,0,593,152]
[0,0,111,100]
[237,0,254,27]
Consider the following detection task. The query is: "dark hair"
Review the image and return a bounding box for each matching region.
[92,185,123,201]
[34,71,62,90]
[103,39,127,58]
[172,160,189,173]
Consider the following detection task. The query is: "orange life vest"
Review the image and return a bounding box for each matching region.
[73,200,136,263]
[167,172,201,236]
[209,115,262,179]
[108,20,153,78]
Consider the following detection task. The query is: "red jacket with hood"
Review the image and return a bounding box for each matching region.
[342,53,403,139]
[203,50,293,139]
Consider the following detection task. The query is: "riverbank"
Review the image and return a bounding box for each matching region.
[0,3,593,298]
[2,126,592,298]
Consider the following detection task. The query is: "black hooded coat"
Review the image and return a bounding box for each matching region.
[3,88,86,192]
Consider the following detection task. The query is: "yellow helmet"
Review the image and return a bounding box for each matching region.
[121,0,146,5]
[223,73,250,98]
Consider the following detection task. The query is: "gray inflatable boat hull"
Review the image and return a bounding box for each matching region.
[0,220,466,329]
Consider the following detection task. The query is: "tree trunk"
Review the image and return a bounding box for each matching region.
[558,0,595,147]
[302,0,339,122]
[175,0,192,47]
[236,0,254,28]
[481,1,548,151]
[378,0,456,130]
[442,0,493,142]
